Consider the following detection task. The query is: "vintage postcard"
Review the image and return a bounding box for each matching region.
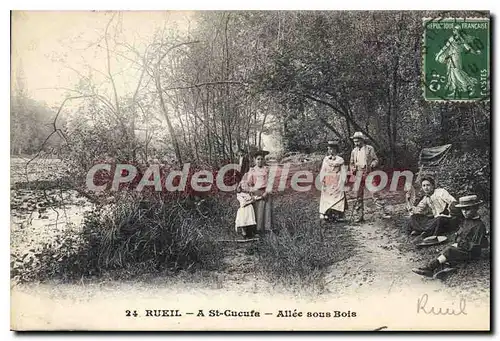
[10,10,491,331]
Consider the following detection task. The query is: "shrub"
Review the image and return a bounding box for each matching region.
[435,148,490,202]
[81,194,222,272]
[11,222,94,283]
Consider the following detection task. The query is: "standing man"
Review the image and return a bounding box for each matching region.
[238,148,250,176]
[349,132,389,223]
[234,147,251,185]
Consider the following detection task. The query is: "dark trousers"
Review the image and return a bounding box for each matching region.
[238,225,257,238]
[407,214,459,236]
[354,178,365,220]
[441,245,470,264]
[353,173,385,220]
[325,207,347,220]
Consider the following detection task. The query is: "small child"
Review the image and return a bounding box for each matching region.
[235,182,261,239]
[412,195,489,278]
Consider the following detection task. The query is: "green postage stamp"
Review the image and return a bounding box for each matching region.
[422,17,490,101]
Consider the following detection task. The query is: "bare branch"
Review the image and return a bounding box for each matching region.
[157,41,200,64]
[301,92,381,149]
[131,45,150,103]
[163,81,247,91]
[24,95,95,182]
[104,13,121,115]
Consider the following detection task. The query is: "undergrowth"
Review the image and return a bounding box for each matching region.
[11,193,229,283]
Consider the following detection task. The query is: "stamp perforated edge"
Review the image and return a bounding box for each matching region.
[421,16,491,102]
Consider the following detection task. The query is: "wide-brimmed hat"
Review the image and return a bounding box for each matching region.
[252,150,270,158]
[327,140,340,147]
[417,235,448,247]
[350,131,367,140]
[455,195,483,208]
[433,266,457,279]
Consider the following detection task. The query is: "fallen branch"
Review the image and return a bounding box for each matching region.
[163,80,248,92]
[215,238,260,243]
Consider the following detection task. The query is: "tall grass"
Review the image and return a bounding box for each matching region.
[84,193,225,272]
[11,189,357,290]
[254,193,355,290]
[11,193,228,283]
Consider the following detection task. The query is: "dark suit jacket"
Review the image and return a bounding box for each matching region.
[239,155,250,176]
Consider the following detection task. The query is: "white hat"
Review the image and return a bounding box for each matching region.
[351,131,367,140]
[455,195,483,208]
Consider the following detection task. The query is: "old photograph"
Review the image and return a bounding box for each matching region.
[10,10,491,331]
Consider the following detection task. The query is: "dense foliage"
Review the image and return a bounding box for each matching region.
[11,10,490,284]
[12,11,490,198]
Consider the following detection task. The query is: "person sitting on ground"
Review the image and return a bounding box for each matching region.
[406,176,459,238]
[412,195,489,277]
[234,181,261,239]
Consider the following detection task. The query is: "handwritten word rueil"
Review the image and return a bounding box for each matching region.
[417,294,467,316]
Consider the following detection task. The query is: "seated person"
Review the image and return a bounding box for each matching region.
[412,195,489,277]
[406,176,460,238]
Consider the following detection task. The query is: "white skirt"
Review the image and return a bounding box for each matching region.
[319,185,346,214]
[235,205,256,229]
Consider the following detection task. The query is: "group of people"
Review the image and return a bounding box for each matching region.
[233,131,388,238]
[232,132,490,279]
[405,176,489,278]
[234,149,273,239]
[318,131,389,224]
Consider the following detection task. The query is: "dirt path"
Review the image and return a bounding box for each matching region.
[205,192,490,306]
[10,168,490,330]
[323,215,446,296]
[11,201,491,331]
[320,197,490,312]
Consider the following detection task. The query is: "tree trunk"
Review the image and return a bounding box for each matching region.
[345,116,351,139]
[156,74,183,166]
[257,110,269,149]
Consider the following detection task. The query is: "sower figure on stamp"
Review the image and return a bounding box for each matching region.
[349,132,389,223]
[435,25,481,98]
[412,195,489,278]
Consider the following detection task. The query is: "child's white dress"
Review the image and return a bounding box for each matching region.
[235,192,256,231]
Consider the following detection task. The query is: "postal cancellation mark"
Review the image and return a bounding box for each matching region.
[422,17,490,102]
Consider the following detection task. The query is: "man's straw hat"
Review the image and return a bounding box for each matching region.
[455,195,483,208]
[350,131,367,140]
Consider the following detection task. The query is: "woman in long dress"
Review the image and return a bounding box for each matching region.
[435,25,481,97]
[242,150,273,235]
[319,141,347,222]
